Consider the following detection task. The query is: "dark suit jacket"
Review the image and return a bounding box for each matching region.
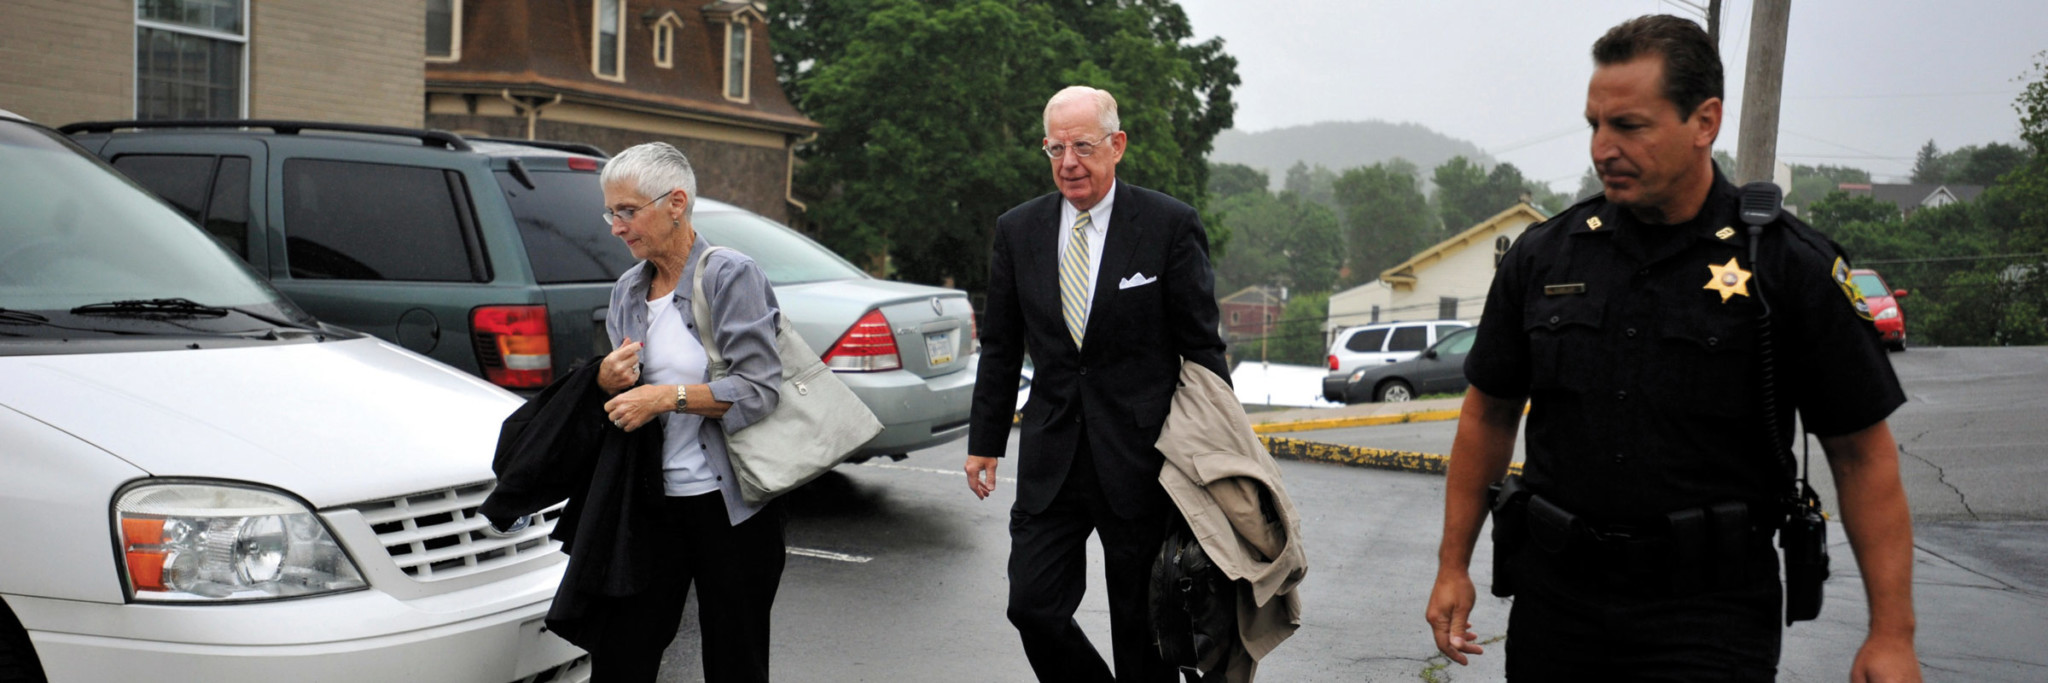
[478,357,667,651]
[969,182,1230,519]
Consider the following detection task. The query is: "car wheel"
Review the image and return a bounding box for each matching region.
[0,606,47,683]
[1377,380,1414,403]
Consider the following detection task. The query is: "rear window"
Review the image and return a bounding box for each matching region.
[1388,325,1429,352]
[1851,274,1889,298]
[282,159,484,282]
[496,169,638,283]
[694,210,867,285]
[1344,327,1389,352]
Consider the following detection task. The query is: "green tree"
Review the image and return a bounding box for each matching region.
[1283,161,1341,220]
[1265,291,1332,366]
[1209,191,1342,295]
[1576,166,1604,200]
[1432,157,1530,231]
[1911,139,1947,183]
[1334,161,1436,287]
[768,0,1239,292]
[1208,162,1267,200]
[1948,142,2031,186]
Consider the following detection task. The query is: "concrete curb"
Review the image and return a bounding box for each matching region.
[1250,408,1462,434]
[1262,435,1523,477]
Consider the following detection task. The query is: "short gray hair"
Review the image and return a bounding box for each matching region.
[1042,86,1120,138]
[601,142,699,216]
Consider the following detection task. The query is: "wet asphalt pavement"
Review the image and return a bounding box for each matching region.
[644,347,2048,681]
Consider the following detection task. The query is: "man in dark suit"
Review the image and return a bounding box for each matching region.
[966,86,1231,682]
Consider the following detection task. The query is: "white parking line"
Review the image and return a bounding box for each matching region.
[856,461,1016,483]
[786,547,873,563]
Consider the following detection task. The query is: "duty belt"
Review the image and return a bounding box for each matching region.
[1492,476,1782,597]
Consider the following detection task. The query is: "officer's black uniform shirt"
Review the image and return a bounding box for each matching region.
[1465,165,1906,523]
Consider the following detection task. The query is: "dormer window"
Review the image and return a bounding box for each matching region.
[724,19,751,101]
[426,0,461,61]
[593,0,625,80]
[650,12,682,69]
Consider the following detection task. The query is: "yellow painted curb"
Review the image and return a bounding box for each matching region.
[1261,435,1522,477]
[1251,408,1462,434]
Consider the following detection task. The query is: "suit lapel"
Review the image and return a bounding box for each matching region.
[1022,195,1068,348]
[1083,183,1144,350]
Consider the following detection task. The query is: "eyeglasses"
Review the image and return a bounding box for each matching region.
[601,193,671,226]
[1042,132,1117,159]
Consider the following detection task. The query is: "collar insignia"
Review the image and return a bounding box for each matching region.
[1586,216,1603,230]
[1704,257,1752,303]
[1716,227,1736,240]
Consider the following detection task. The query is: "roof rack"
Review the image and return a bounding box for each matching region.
[56,119,472,152]
[467,137,608,158]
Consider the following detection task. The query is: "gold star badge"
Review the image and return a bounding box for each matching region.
[1586,216,1603,230]
[1704,257,1752,303]
[1716,227,1736,240]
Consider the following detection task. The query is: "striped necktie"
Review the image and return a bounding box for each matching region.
[1059,211,1093,348]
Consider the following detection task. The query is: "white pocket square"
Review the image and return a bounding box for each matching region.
[1118,273,1158,290]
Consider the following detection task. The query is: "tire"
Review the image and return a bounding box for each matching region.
[1376,380,1414,403]
[0,602,47,683]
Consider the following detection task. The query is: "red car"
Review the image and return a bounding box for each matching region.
[1850,268,1908,351]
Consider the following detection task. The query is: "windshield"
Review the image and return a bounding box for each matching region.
[1435,327,1478,355]
[694,210,867,285]
[0,121,301,322]
[1851,273,1890,298]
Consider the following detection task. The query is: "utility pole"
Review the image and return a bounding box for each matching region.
[1735,0,1791,186]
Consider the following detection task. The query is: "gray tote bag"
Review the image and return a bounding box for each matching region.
[690,246,883,504]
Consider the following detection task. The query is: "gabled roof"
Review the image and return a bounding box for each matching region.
[1379,203,1547,285]
[1219,285,1284,306]
[1844,183,1988,211]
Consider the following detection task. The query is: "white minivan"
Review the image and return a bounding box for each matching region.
[1321,320,1471,402]
[0,113,587,681]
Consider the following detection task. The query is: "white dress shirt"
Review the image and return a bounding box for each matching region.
[1055,180,1116,320]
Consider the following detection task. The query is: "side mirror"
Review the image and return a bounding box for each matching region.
[1423,350,1439,360]
[1893,289,1909,299]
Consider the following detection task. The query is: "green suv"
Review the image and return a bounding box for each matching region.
[63,120,977,459]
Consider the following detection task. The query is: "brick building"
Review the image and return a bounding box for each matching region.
[0,0,423,128]
[423,0,819,223]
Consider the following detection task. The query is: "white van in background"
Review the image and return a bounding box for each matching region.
[1321,320,1472,402]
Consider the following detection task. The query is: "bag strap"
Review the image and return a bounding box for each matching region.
[689,245,731,379]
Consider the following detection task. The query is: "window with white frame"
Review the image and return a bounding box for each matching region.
[426,0,462,61]
[652,13,682,69]
[135,0,247,120]
[593,0,624,80]
[724,19,751,101]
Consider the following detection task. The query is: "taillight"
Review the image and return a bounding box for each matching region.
[567,157,599,171]
[472,305,553,388]
[1328,354,1339,371]
[822,309,901,372]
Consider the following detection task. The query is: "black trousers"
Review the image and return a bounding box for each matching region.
[1007,435,1176,683]
[1504,536,1783,681]
[586,492,787,683]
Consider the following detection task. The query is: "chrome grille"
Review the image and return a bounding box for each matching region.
[344,481,565,581]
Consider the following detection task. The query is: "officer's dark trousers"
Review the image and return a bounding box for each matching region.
[1006,435,1176,683]
[586,491,786,683]
[1504,535,1782,681]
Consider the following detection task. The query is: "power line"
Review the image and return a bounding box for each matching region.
[1787,89,2019,101]
[1860,252,2048,266]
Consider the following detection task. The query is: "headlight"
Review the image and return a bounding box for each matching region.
[1874,307,1899,320]
[115,481,366,602]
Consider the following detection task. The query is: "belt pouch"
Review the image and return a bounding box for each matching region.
[1666,507,1708,594]
[1707,501,1751,587]
[1525,494,1577,556]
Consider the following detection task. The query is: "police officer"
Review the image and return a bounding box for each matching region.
[1423,15,1922,681]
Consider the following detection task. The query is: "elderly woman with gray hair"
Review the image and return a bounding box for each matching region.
[591,141,786,682]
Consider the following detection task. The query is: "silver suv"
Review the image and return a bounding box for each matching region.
[1321,320,1471,402]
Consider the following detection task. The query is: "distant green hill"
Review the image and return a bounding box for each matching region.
[1210,120,1496,189]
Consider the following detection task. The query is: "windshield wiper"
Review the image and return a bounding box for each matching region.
[70,298,231,317]
[0,308,51,325]
[69,298,326,340]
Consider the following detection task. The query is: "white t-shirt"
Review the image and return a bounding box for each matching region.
[643,292,719,496]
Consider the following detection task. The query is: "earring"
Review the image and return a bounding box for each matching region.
[672,219,680,228]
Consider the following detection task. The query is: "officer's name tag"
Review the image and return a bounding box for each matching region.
[1543,283,1588,296]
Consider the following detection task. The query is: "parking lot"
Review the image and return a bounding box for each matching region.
[646,347,2048,682]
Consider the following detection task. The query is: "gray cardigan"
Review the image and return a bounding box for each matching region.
[606,236,782,524]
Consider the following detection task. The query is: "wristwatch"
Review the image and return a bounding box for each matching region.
[675,384,688,413]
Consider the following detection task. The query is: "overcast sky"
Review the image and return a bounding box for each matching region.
[1176,0,2047,189]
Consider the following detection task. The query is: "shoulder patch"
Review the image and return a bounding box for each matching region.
[1831,257,1873,321]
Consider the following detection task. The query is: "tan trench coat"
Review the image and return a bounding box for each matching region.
[1156,360,1309,682]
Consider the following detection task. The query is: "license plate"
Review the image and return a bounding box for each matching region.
[925,330,954,365]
